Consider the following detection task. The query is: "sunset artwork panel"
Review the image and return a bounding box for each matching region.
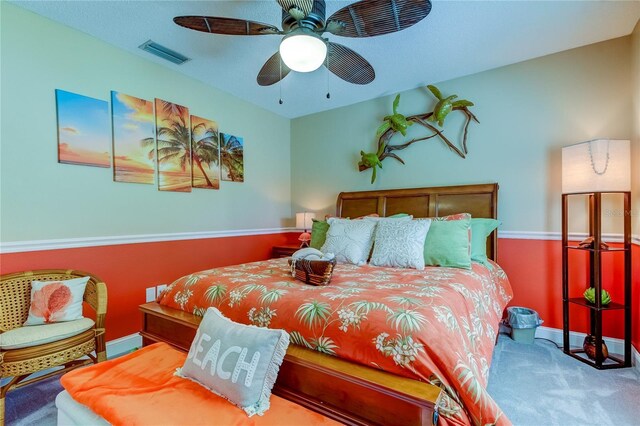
[191,115,220,189]
[56,89,111,168]
[155,98,191,192]
[111,92,155,184]
[220,133,244,182]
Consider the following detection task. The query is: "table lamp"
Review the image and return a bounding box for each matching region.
[561,138,630,248]
[296,212,316,247]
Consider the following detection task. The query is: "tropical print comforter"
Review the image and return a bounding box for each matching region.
[158,258,513,426]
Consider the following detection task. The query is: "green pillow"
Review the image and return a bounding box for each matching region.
[470,218,501,267]
[310,219,330,250]
[424,218,471,269]
[388,213,410,218]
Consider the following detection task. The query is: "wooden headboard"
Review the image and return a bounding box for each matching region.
[336,183,499,261]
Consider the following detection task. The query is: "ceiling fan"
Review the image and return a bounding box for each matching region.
[173,0,432,87]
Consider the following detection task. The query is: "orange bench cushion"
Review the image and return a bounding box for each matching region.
[61,342,339,425]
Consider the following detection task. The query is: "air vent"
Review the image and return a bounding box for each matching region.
[138,40,190,65]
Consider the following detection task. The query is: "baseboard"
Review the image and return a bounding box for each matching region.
[105,332,142,358]
[534,326,640,373]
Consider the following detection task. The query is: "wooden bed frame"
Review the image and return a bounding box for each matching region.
[140,183,499,425]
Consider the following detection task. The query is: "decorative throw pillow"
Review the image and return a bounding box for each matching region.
[371,219,431,269]
[176,307,290,417]
[424,215,472,269]
[24,276,89,325]
[433,213,470,221]
[470,218,501,267]
[309,218,330,250]
[312,214,380,250]
[364,214,414,261]
[321,218,377,265]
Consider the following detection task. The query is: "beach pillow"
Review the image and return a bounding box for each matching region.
[176,307,290,417]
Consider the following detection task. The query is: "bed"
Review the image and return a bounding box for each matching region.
[139,183,512,426]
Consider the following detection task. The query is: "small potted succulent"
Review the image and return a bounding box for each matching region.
[583,287,611,305]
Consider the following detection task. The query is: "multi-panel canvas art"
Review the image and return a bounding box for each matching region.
[191,115,220,189]
[220,133,244,182]
[56,89,246,189]
[111,92,155,184]
[56,89,111,168]
[155,98,191,192]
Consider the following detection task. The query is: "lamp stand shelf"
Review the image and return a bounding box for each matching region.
[561,191,632,369]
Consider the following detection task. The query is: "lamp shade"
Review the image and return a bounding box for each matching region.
[296,212,316,230]
[561,139,630,194]
[279,29,327,73]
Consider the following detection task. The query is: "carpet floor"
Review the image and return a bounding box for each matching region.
[5,374,62,426]
[488,335,640,426]
[5,336,640,425]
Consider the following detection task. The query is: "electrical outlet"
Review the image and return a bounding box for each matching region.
[145,287,157,303]
[157,284,168,297]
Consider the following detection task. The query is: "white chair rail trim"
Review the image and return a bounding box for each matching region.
[500,231,640,245]
[0,228,297,253]
[0,229,638,254]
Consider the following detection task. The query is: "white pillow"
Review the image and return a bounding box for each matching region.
[24,276,89,325]
[321,218,377,265]
[365,215,414,247]
[370,219,432,270]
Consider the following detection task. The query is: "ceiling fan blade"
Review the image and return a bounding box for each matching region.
[174,16,282,35]
[276,0,314,19]
[325,42,375,85]
[326,0,431,38]
[257,52,291,86]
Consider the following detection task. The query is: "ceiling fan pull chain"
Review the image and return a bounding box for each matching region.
[279,61,283,104]
[326,47,331,99]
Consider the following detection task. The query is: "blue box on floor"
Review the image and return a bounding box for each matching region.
[507,306,542,344]
[510,327,537,344]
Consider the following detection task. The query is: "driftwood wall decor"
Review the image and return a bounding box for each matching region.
[358,85,479,183]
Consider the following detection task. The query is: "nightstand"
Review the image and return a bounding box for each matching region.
[271,245,299,258]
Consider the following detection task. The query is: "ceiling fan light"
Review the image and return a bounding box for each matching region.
[279,31,327,73]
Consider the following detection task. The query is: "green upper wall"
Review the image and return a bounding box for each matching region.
[1,3,636,243]
[291,36,634,235]
[0,3,292,242]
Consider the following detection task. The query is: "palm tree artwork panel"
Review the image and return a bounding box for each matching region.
[112,92,155,184]
[56,89,111,168]
[155,98,192,192]
[220,133,244,182]
[191,115,220,189]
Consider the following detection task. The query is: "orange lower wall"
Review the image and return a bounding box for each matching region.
[1,235,637,352]
[0,233,299,340]
[499,239,639,350]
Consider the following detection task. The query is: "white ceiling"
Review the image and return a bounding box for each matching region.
[12,0,640,118]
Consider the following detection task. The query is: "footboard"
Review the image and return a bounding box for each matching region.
[140,302,441,426]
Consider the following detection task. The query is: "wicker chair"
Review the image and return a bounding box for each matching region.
[0,269,107,425]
